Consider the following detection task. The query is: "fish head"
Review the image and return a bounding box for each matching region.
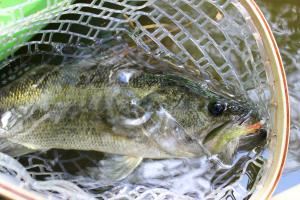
[186,96,266,159]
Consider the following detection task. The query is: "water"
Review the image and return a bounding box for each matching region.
[258,0,300,194]
[0,0,284,199]
[0,35,267,199]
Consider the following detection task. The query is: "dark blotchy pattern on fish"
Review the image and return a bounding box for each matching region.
[0,46,259,162]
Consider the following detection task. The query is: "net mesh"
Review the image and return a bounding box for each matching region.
[258,0,300,173]
[0,0,273,199]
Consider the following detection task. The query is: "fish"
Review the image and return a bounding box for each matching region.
[0,44,265,182]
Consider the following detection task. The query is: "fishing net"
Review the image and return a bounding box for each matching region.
[258,0,300,173]
[0,0,285,199]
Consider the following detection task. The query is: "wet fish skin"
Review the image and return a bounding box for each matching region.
[0,50,258,160]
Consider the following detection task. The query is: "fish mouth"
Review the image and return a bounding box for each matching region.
[203,117,266,147]
[203,121,231,144]
[238,128,267,152]
[202,120,266,157]
[203,110,258,143]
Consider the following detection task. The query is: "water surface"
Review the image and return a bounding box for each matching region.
[258,0,300,193]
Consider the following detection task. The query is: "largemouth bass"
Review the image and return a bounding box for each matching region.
[0,45,265,181]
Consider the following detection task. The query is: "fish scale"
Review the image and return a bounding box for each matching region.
[12,113,173,158]
[0,50,259,163]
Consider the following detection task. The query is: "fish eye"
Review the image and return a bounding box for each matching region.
[208,101,226,116]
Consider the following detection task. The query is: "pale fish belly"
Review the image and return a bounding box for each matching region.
[9,126,176,158]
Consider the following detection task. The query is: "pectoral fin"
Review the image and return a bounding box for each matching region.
[87,155,142,184]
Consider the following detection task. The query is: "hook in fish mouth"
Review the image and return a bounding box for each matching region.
[202,110,258,146]
[237,128,268,152]
[203,119,266,155]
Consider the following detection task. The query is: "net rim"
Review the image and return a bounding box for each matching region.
[0,0,290,199]
[240,0,290,199]
[0,180,43,200]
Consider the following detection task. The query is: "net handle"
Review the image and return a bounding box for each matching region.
[240,0,290,199]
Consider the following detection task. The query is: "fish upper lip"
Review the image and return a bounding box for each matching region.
[237,110,254,125]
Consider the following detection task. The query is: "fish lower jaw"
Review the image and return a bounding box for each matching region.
[207,138,239,162]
